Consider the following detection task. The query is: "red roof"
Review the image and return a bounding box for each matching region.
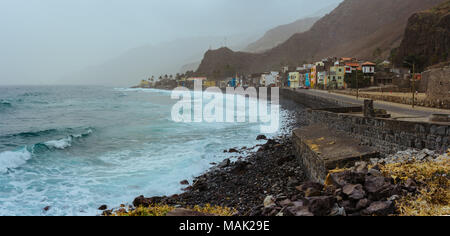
[341,57,354,62]
[362,61,376,66]
[345,62,360,67]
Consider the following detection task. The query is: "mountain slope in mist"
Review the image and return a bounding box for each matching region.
[244,17,320,53]
[64,34,260,87]
[197,0,445,77]
[244,2,340,53]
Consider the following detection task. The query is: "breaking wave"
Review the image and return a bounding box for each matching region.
[0,129,93,173]
[0,148,32,174]
[42,129,93,150]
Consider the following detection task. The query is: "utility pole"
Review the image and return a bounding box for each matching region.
[356,69,359,99]
[412,63,415,109]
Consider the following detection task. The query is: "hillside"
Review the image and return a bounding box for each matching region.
[394,0,450,71]
[243,1,341,53]
[197,0,445,77]
[244,17,320,53]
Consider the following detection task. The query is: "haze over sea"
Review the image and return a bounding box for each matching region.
[0,86,285,216]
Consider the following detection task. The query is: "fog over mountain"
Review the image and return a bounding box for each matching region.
[0,0,342,86]
[244,2,340,53]
[66,34,261,86]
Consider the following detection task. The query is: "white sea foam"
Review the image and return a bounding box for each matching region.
[44,137,73,149]
[0,148,32,174]
[43,129,93,150]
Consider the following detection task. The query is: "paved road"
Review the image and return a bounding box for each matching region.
[295,89,450,118]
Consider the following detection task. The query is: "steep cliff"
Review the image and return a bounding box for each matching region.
[197,0,445,77]
[394,0,450,71]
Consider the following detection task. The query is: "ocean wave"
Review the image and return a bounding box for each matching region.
[0,100,13,110]
[5,129,59,138]
[114,88,172,94]
[42,129,93,150]
[1,128,94,139]
[0,129,94,173]
[0,148,32,174]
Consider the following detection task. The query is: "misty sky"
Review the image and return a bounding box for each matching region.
[0,0,341,85]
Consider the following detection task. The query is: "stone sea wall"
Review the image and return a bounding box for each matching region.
[306,109,449,154]
[334,90,450,110]
[280,88,449,154]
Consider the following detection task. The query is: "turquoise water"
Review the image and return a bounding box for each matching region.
[0,86,284,216]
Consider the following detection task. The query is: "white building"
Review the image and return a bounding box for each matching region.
[362,62,376,74]
[261,71,279,87]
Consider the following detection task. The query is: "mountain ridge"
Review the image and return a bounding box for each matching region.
[196,0,445,77]
[244,17,320,53]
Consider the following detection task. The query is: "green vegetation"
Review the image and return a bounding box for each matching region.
[344,70,370,88]
[111,204,237,216]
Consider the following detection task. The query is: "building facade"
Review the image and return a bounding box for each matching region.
[329,66,346,89]
[288,72,300,88]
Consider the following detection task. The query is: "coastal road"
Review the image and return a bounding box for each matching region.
[294,89,450,119]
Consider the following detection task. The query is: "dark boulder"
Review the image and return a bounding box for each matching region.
[328,171,365,188]
[364,176,394,200]
[228,148,239,153]
[342,184,366,200]
[257,135,267,140]
[231,161,250,174]
[355,199,371,210]
[218,159,230,168]
[133,196,164,207]
[306,196,336,216]
[362,201,394,216]
[98,205,108,211]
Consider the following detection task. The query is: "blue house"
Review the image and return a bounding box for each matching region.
[305,73,310,87]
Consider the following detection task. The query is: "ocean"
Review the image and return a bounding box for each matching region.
[0,86,286,216]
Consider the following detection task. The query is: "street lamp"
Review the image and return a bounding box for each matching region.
[404,60,416,109]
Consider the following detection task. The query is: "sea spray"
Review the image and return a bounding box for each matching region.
[0,148,32,174]
[0,86,280,216]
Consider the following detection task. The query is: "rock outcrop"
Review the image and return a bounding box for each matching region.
[395,0,450,71]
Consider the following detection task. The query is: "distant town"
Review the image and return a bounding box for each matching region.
[137,57,388,89]
[134,57,449,110]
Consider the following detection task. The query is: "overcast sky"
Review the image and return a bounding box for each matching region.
[0,0,341,85]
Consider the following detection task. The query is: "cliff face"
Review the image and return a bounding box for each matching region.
[395,0,450,70]
[197,0,445,77]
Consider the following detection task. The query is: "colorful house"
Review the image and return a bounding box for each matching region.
[345,62,361,74]
[229,77,237,87]
[317,71,328,88]
[305,73,311,87]
[329,66,346,89]
[140,80,150,88]
[288,72,300,88]
[362,62,376,74]
[177,77,187,87]
[310,66,317,88]
[362,61,376,86]
[204,80,216,87]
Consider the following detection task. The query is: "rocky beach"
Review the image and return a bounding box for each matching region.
[102,97,450,217]
[102,98,312,215]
